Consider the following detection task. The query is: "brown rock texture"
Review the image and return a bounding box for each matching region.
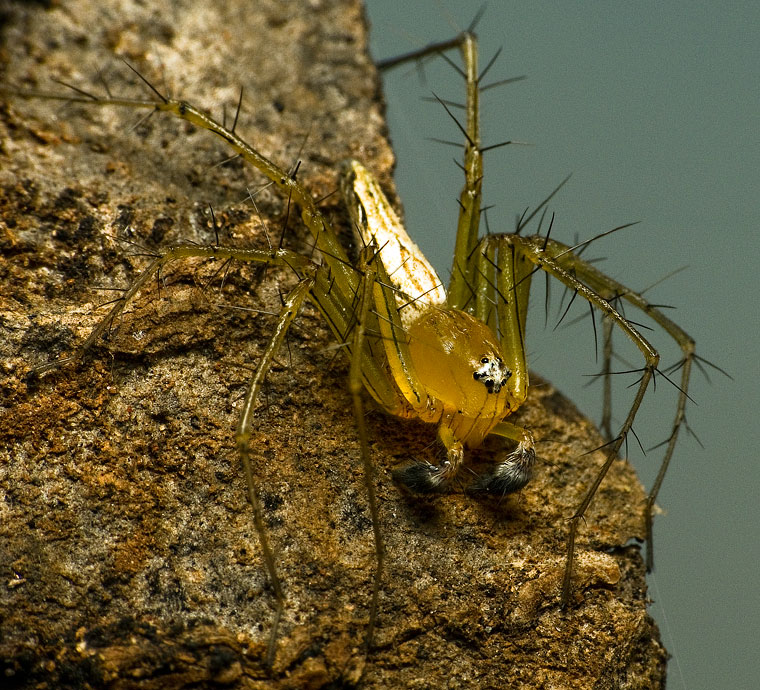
[0,0,665,687]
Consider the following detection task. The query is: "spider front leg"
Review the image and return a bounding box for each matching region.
[479,233,694,604]
[538,235,695,575]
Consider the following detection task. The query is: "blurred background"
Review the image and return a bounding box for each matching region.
[365,2,759,689]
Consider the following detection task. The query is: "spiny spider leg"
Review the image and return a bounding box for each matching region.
[476,233,693,601]
[536,234,695,575]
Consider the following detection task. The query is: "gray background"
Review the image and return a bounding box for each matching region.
[365,2,759,689]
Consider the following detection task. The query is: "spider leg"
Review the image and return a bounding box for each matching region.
[347,246,387,652]
[379,23,695,608]
[236,275,315,667]
[502,233,694,604]
[536,235,695,573]
[7,76,360,302]
[362,240,457,491]
[357,236,473,491]
[378,30,485,310]
[20,69,409,657]
[446,33,484,310]
[28,235,326,665]
[459,235,537,495]
[600,316,615,440]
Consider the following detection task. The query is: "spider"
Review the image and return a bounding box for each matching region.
[3,10,701,675]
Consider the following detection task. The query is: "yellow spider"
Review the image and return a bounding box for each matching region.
[5,18,698,671]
